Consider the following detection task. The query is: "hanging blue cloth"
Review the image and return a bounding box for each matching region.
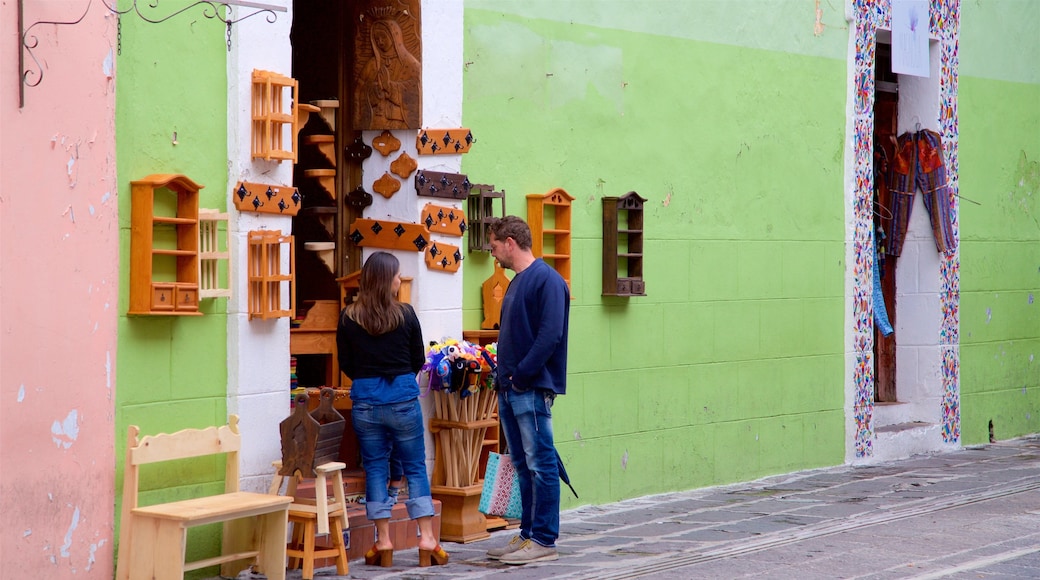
[872,239,894,337]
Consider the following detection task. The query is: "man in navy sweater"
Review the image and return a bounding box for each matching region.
[484,216,570,565]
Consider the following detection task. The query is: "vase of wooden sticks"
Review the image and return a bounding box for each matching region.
[422,341,499,543]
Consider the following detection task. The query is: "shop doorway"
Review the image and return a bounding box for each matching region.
[873,42,898,404]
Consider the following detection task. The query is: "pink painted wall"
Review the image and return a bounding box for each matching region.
[1,3,117,578]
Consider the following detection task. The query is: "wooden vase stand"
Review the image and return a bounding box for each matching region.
[430,484,489,543]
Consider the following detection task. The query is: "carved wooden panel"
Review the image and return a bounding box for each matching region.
[348,218,429,252]
[481,262,511,330]
[232,181,302,215]
[425,241,462,273]
[417,128,474,155]
[373,173,401,199]
[278,389,344,478]
[415,169,472,200]
[351,0,423,130]
[421,203,466,237]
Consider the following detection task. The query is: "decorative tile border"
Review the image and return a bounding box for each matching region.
[850,0,961,457]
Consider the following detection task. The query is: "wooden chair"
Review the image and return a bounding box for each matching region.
[115,416,293,580]
[269,389,350,578]
[270,461,349,579]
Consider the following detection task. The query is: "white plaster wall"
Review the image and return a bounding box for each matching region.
[223,1,465,487]
[359,0,466,472]
[227,2,296,492]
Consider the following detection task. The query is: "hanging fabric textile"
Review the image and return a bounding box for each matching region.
[872,238,894,337]
[885,129,957,257]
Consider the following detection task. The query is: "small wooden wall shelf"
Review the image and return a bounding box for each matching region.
[417,128,474,155]
[421,203,466,237]
[129,174,203,316]
[251,70,302,163]
[467,184,505,253]
[304,169,337,200]
[602,192,647,297]
[302,134,336,166]
[415,170,472,200]
[527,188,574,291]
[232,181,302,216]
[347,218,429,252]
[199,209,231,299]
[248,230,295,320]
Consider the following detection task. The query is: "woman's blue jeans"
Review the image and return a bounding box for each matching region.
[498,387,560,547]
[351,399,434,521]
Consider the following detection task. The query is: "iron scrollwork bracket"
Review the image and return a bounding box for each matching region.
[19,0,285,108]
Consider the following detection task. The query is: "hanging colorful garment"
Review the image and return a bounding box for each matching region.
[885,129,957,256]
[872,238,894,337]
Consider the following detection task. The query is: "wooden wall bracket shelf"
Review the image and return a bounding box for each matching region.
[415,170,472,200]
[416,128,474,155]
[304,169,337,200]
[199,209,231,299]
[247,230,295,320]
[348,218,429,252]
[232,181,302,215]
[309,99,339,133]
[302,134,337,167]
[467,184,506,253]
[251,69,303,163]
[421,203,467,237]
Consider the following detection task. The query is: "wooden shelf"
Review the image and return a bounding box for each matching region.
[527,188,574,292]
[129,174,203,316]
[602,192,647,297]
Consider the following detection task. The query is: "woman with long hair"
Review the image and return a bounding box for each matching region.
[336,251,448,567]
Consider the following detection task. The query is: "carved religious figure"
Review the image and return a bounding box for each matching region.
[352,1,422,130]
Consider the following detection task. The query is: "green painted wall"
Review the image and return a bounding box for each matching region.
[958,0,1040,445]
[114,5,229,573]
[461,3,848,506]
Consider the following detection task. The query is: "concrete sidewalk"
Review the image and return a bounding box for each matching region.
[220,436,1040,579]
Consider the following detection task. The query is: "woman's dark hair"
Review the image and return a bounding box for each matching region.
[345,251,405,335]
[488,215,532,250]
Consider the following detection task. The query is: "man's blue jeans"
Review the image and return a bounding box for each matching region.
[352,399,434,522]
[498,387,559,547]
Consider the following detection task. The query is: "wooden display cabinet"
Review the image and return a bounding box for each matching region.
[129,174,203,316]
[602,192,647,296]
[526,188,574,290]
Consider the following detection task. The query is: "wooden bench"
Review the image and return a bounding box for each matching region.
[115,415,293,580]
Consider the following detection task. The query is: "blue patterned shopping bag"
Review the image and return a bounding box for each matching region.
[479,452,522,519]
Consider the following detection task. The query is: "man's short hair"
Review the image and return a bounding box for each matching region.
[488,215,532,250]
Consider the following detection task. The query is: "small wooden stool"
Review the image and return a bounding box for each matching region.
[286,507,348,579]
